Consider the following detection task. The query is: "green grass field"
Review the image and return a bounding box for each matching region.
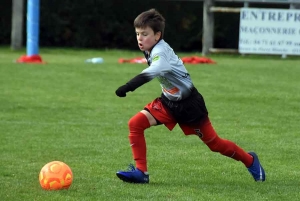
[0,47,299,201]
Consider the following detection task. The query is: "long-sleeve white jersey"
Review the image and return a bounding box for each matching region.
[141,39,194,101]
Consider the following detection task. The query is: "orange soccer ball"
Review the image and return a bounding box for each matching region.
[39,161,73,190]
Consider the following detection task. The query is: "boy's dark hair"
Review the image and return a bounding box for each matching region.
[134,9,165,39]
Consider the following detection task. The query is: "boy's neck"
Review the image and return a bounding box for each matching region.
[145,39,162,55]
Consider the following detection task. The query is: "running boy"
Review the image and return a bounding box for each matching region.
[115,8,265,183]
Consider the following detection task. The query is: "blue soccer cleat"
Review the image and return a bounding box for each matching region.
[247,152,266,182]
[116,164,149,184]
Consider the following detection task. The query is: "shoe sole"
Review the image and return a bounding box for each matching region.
[116,173,149,184]
[116,173,134,183]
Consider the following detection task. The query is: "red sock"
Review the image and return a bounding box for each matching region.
[200,118,253,167]
[128,112,150,172]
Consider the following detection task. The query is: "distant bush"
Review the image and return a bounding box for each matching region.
[1,0,290,51]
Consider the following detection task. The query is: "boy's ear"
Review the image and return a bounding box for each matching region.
[155,31,162,41]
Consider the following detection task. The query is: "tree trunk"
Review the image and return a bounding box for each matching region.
[11,0,24,50]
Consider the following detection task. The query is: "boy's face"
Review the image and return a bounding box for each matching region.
[135,26,161,52]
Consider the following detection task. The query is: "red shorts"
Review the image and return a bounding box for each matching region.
[144,98,214,142]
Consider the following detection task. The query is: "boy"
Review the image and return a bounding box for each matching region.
[115,8,265,184]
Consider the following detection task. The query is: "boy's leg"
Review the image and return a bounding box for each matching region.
[127,111,151,172]
[116,112,151,183]
[127,98,176,172]
[179,117,265,181]
[116,98,176,183]
[198,117,253,167]
[180,117,253,166]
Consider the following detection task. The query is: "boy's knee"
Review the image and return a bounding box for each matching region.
[128,116,138,128]
[206,137,221,152]
[206,137,235,158]
[128,112,150,130]
[206,136,227,153]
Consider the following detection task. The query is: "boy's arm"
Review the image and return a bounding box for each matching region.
[116,52,169,97]
[115,73,151,97]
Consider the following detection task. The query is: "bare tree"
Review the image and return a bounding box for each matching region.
[11,0,24,50]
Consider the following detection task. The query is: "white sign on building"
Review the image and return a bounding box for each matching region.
[239,8,300,55]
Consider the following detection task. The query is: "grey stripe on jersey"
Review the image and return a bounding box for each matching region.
[142,39,194,101]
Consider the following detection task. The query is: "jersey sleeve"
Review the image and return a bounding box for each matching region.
[141,51,171,79]
[126,51,171,92]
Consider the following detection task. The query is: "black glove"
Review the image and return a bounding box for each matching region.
[115,74,150,97]
[115,84,130,97]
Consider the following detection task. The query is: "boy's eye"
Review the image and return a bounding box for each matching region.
[136,33,148,36]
